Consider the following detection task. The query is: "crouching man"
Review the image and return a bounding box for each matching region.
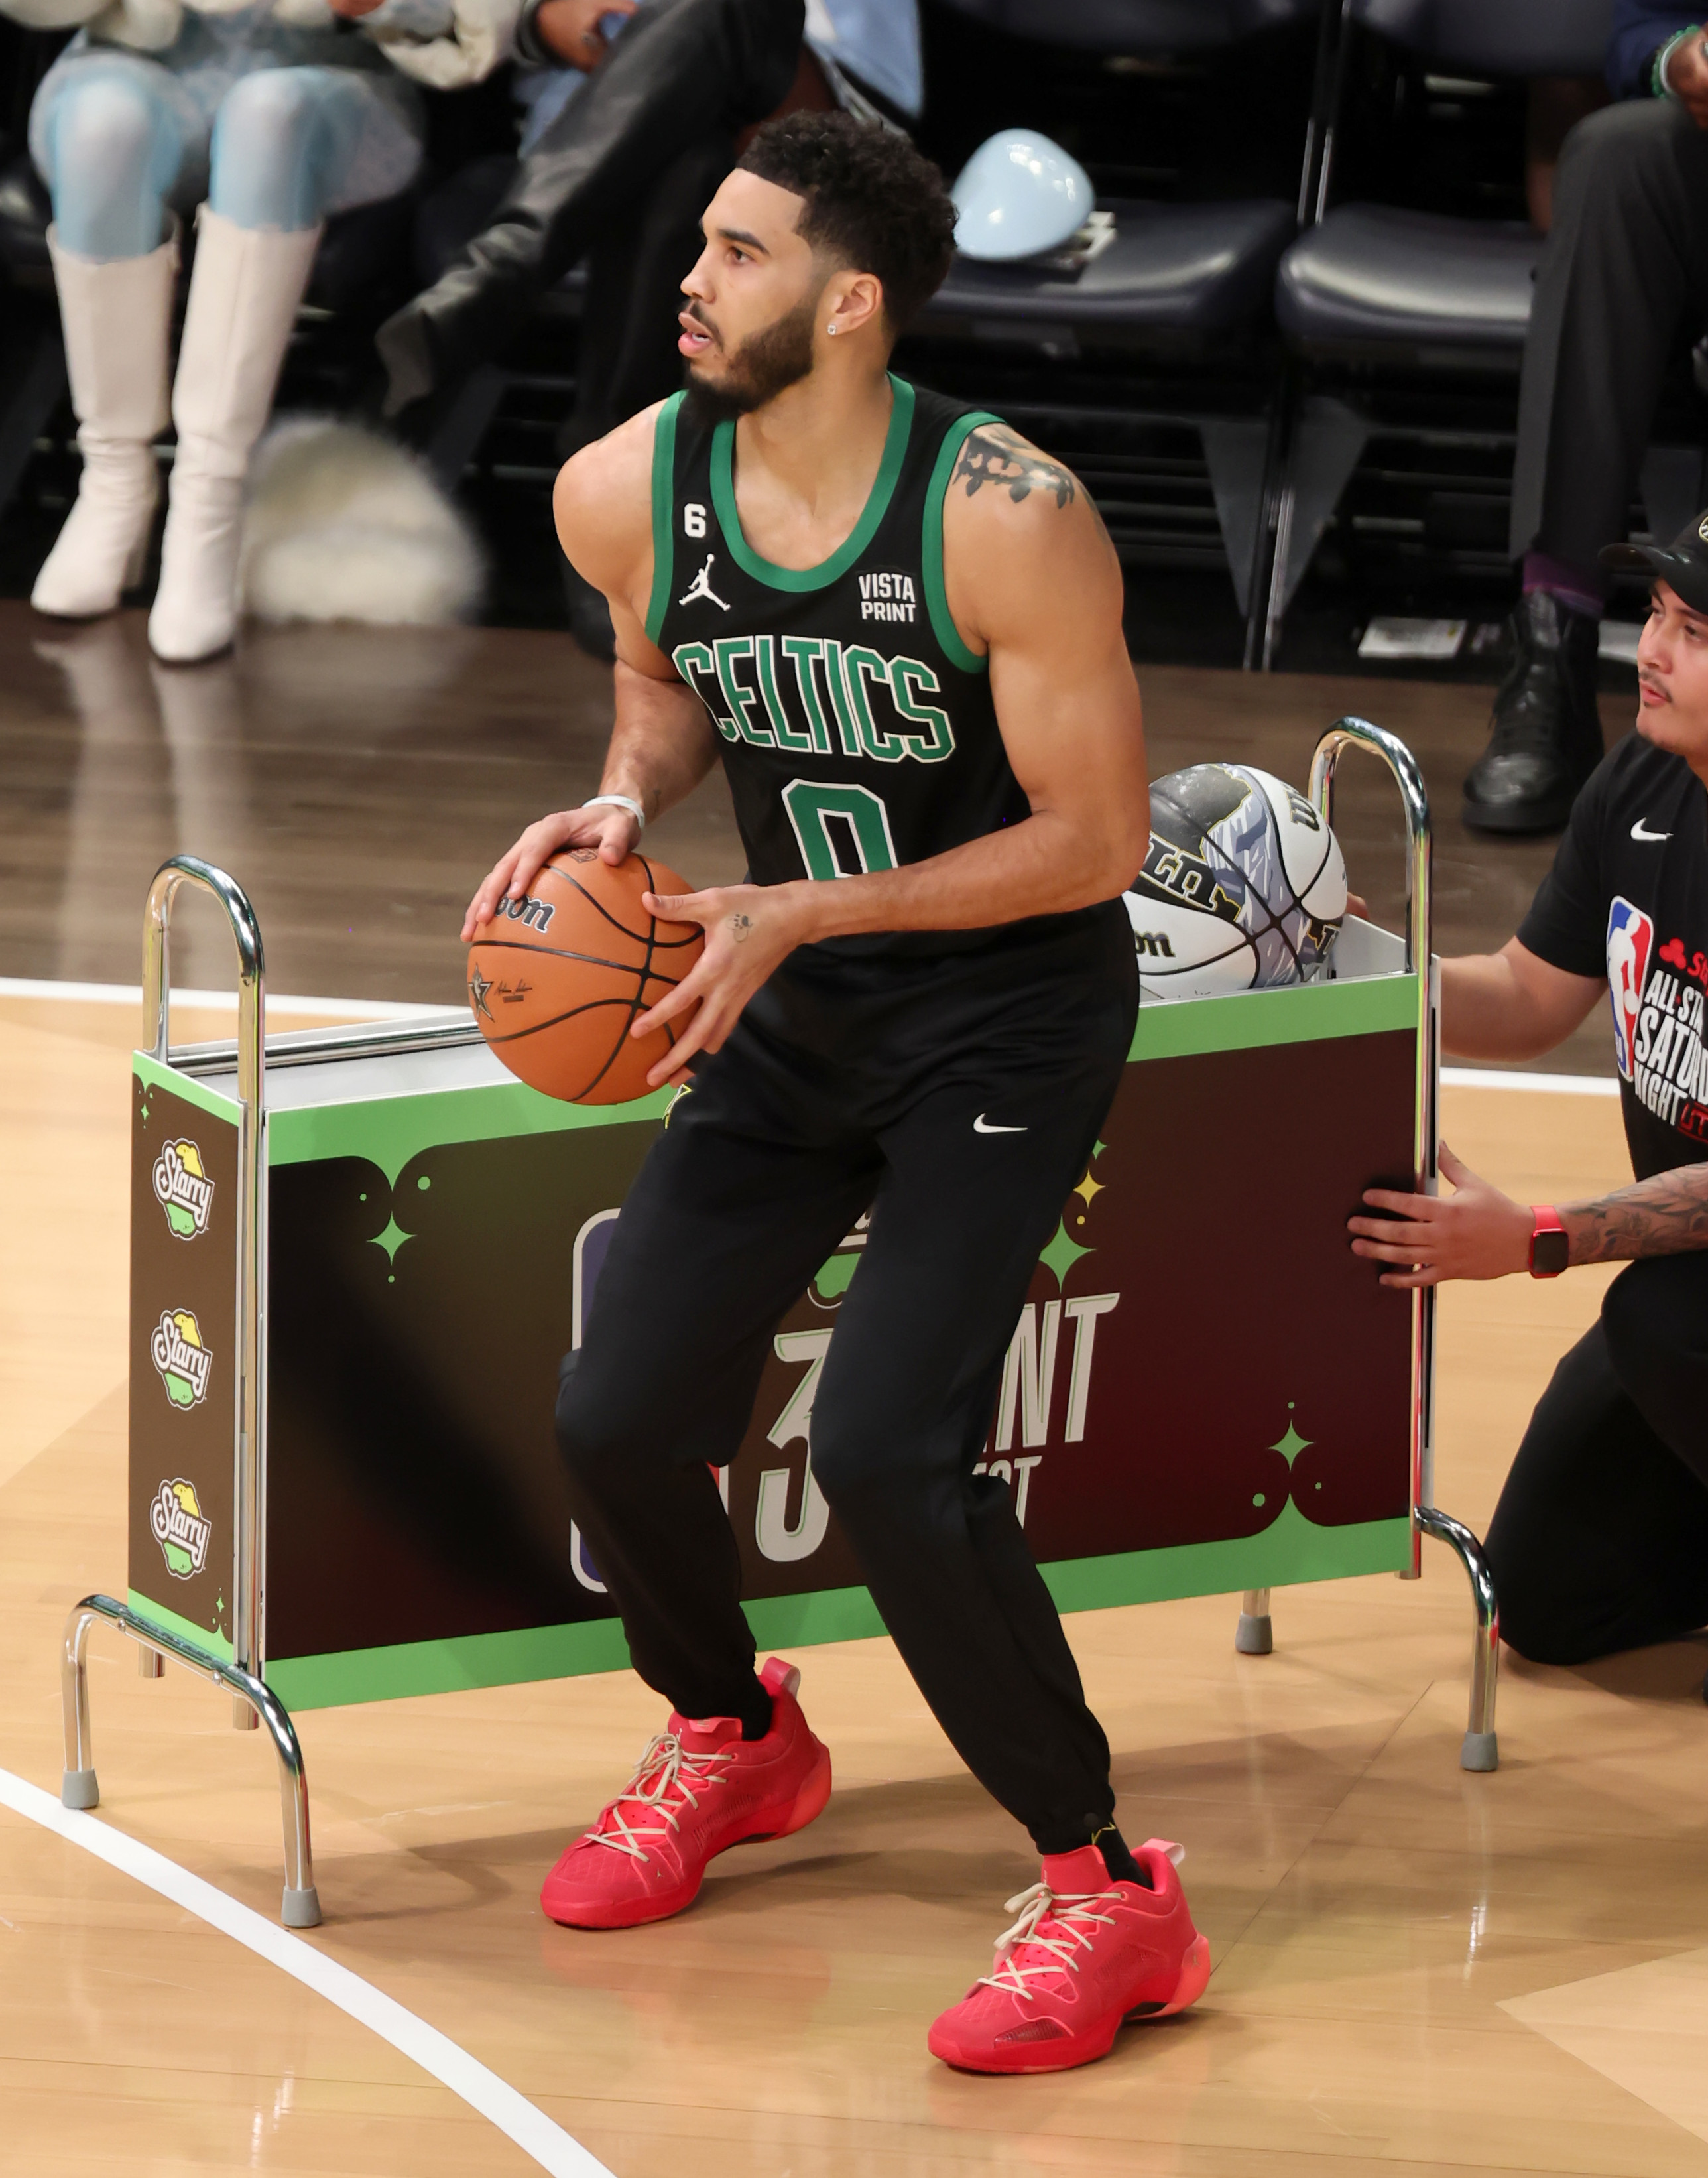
[1349,518,1708,1664]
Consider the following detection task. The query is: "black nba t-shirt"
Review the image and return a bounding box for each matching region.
[1518,731,1708,1179]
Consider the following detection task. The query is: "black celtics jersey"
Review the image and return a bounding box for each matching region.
[648,375,1061,958]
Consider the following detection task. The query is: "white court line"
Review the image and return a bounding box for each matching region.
[0,976,442,1020]
[0,1764,612,2178]
[1442,1065,1620,1098]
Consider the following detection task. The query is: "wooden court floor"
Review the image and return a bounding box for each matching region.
[3,608,1705,2177]
[6,999,1708,2178]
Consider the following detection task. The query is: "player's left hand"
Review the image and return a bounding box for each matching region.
[630,880,805,1088]
[1347,1143,1534,1288]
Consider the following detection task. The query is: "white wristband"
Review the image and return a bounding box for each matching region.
[583,793,645,834]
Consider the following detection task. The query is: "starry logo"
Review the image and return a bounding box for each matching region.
[152,1139,213,1239]
[469,965,495,1021]
[151,1309,212,1409]
[150,1477,212,1579]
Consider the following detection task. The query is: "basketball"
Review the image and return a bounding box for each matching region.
[1124,763,1347,1002]
[467,848,704,1102]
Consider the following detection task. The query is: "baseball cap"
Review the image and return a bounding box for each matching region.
[1601,511,1708,614]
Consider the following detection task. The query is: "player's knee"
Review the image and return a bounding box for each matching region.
[802,1402,879,1511]
[1559,96,1686,215]
[554,1350,653,1482]
[52,78,162,209]
[1483,1529,1591,1667]
[806,1393,942,1517]
[215,69,322,182]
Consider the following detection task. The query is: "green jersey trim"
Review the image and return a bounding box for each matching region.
[644,391,685,646]
[923,409,999,675]
[709,375,916,592]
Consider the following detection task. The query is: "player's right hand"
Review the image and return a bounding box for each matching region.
[461,802,639,941]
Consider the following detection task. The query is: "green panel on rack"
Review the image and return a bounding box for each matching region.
[265,1618,632,1708]
[265,1505,1412,1710]
[1130,974,1418,1062]
[126,1588,235,1663]
[1042,1503,1413,1613]
[132,1053,242,1124]
[267,1076,675,1186]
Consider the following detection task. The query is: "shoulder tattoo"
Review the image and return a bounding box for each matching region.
[951,425,1077,510]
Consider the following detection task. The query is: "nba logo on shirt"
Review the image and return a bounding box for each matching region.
[1606,895,1654,1081]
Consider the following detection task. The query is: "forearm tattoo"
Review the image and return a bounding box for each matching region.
[1564,1164,1708,1264]
[951,426,1077,509]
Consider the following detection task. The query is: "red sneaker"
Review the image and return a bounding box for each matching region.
[540,1656,831,1930]
[927,1838,1210,2074]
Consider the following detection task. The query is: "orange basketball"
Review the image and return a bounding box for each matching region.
[467,848,703,1103]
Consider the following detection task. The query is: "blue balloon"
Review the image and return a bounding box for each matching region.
[951,131,1094,263]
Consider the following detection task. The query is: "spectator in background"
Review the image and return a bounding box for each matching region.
[1467,3,1707,837]
[7,0,543,663]
[375,0,921,653]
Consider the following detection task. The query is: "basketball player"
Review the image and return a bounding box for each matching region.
[463,112,1209,2073]
[1347,523,1708,1669]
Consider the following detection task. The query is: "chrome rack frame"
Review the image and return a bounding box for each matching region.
[60,856,321,1927]
[1308,718,1498,1771]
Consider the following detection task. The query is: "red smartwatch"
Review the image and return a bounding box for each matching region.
[1528,1206,1569,1278]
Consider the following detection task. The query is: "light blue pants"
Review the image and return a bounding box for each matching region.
[32,21,422,261]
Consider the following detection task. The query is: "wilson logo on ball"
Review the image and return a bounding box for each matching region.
[497,892,555,932]
[1126,764,1347,1003]
[468,850,705,1104]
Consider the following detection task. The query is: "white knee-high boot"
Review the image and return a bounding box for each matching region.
[149,207,320,665]
[32,229,176,621]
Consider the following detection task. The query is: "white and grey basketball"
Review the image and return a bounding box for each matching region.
[1125,764,1347,1001]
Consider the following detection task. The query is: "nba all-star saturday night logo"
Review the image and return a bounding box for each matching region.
[152,1138,213,1238]
[151,1477,212,1578]
[1607,897,1708,1141]
[151,1308,212,1409]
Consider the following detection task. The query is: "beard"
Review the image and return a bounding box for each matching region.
[682,294,819,426]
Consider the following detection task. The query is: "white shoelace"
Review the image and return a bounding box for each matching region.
[976,1882,1119,2000]
[585,1730,733,1865]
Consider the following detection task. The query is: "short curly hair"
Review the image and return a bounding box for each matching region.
[737,112,957,336]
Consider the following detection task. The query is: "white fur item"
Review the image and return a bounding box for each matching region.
[239,419,485,628]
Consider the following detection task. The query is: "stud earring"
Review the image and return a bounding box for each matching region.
[827,323,838,336]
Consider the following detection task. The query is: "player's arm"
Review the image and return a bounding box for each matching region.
[631,427,1147,1084]
[461,408,719,940]
[1345,938,1610,1282]
[1347,1142,1708,1287]
[1439,940,1604,1059]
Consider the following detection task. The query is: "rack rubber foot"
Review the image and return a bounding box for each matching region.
[1235,1612,1274,1655]
[282,1886,322,1929]
[1460,1730,1498,1773]
[62,1768,99,1810]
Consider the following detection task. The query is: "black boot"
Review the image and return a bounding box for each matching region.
[1463,590,1604,835]
[374,0,802,416]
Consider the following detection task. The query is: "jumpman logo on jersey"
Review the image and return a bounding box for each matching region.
[678,553,731,611]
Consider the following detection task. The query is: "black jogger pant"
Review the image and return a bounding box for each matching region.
[556,911,1138,1855]
[1511,96,1708,572]
[1484,1251,1708,1665]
